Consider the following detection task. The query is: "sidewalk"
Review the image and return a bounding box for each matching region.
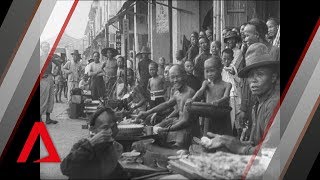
[40,98,88,179]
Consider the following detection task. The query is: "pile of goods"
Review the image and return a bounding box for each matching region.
[84,99,101,115]
[181,151,268,179]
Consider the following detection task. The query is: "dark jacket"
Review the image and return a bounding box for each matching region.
[60,139,128,179]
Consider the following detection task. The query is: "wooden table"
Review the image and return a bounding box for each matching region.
[168,160,204,179]
[115,134,143,152]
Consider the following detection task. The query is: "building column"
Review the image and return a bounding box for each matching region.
[213,1,216,40]
[172,0,180,64]
[149,0,156,60]
[134,3,139,55]
[220,1,225,43]
[216,0,221,42]
[172,0,199,63]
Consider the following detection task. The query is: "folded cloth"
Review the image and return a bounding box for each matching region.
[150,90,165,97]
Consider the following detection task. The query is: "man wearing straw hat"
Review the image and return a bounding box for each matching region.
[101,47,118,99]
[203,43,280,155]
[63,50,82,101]
[224,30,243,72]
[137,46,153,88]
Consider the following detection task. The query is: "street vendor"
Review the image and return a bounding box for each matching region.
[203,43,280,155]
[136,65,199,149]
[60,107,128,179]
[101,47,118,99]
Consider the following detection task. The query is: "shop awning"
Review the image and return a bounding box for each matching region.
[106,0,138,26]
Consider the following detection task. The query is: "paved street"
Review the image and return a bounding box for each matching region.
[40,98,89,179]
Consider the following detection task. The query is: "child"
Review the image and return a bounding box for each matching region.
[79,74,90,91]
[221,48,241,136]
[158,57,166,76]
[53,63,64,103]
[185,56,232,136]
[184,60,201,91]
[148,62,166,109]
[175,50,185,65]
[210,41,222,57]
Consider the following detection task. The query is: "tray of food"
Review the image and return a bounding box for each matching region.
[173,151,267,179]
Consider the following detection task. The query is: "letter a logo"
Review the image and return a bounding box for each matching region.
[17,122,60,163]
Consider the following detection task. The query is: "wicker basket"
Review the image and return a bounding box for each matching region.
[117,124,144,136]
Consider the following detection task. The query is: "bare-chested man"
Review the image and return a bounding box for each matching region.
[136,65,199,149]
[101,47,118,99]
[185,56,232,136]
[148,62,166,109]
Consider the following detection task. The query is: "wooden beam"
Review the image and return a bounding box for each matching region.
[147,0,194,15]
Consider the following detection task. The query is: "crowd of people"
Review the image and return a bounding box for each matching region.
[40,17,280,179]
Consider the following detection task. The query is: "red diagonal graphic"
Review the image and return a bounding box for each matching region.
[242,18,320,180]
[0,0,79,162]
[17,122,60,163]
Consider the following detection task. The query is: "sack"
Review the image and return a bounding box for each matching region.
[68,103,81,119]
[71,95,82,104]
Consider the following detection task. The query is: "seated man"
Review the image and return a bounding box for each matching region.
[203,43,280,155]
[79,74,90,91]
[127,84,148,112]
[60,107,128,179]
[185,56,233,137]
[136,65,199,149]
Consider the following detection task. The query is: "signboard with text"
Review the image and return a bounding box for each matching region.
[116,30,121,54]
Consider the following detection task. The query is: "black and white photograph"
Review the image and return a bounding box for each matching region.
[39,0,280,179]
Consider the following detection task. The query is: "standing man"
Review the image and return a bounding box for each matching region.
[101,47,118,99]
[185,31,199,62]
[243,18,280,61]
[40,41,61,124]
[87,52,105,100]
[266,17,279,46]
[63,50,82,101]
[194,37,211,82]
[205,28,214,44]
[137,46,153,89]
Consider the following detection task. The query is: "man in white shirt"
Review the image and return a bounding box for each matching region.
[87,52,105,100]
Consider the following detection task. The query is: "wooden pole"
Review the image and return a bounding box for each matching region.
[124,16,128,94]
[168,0,173,63]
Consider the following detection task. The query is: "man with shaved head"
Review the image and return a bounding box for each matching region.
[137,65,199,149]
